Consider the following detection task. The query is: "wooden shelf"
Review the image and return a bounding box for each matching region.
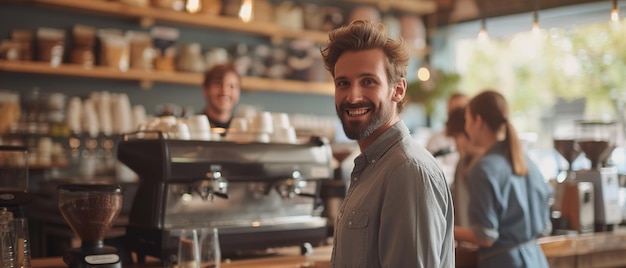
[14,0,329,43]
[0,60,334,95]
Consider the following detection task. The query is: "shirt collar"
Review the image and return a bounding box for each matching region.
[357,121,409,166]
[486,140,507,155]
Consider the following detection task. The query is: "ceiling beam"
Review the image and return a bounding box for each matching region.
[430,0,609,26]
[342,0,438,14]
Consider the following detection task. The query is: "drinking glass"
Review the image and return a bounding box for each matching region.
[198,228,220,268]
[0,208,15,268]
[177,229,200,268]
[12,218,30,268]
[176,228,221,268]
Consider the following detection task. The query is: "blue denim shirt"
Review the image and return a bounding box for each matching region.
[469,141,552,268]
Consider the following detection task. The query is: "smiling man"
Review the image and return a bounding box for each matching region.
[202,64,241,130]
[321,20,455,268]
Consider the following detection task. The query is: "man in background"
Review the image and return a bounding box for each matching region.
[202,64,241,130]
[426,93,469,185]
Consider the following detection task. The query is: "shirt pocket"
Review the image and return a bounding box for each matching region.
[343,209,369,267]
[346,209,369,229]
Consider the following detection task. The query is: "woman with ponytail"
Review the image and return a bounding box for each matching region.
[454,90,552,268]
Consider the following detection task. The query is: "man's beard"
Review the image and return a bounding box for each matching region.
[336,100,393,140]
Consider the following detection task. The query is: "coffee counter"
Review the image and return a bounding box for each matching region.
[458,231,626,268]
[30,231,626,268]
[31,245,333,268]
[539,231,626,268]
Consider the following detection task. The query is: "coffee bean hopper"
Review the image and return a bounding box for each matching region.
[58,184,123,268]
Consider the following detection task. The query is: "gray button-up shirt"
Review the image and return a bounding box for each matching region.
[330,121,455,268]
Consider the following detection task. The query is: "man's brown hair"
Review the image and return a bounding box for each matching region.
[203,64,240,88]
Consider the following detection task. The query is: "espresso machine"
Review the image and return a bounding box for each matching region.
[552,139,594,234]
[117,132,332,265]
[573,120,622,232]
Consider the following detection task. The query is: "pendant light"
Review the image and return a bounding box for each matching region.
[477,19,489,42]
[417,67,431,82]
[611,0,620,22]
[531,11,540,33]
[239,0,253,23]
[185,0,201,14]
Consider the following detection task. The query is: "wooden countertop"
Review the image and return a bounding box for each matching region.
[31,231,626,268]
[31,245,333,268]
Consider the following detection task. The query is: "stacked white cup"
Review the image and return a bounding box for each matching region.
[271,112,297,144]
[248,111,273,143]
[250,111,274,133]
[66,97,82,134]
[81,99,99,138]
[111,93,133,135]
[186,115,211,141]
[225,117,250,142]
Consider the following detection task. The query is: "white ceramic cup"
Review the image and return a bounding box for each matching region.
[229,117,248,133]
[132,105,147,131]
[66,97,82,134]
[272,112,291,130]
[187,114,211,140]
[173,120,190,140]
[273,126,297,144]
[252,132,270,143]
[250,111,273,134]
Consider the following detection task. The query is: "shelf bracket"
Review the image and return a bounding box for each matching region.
[139,16,155,28]
[270,35,284,45]
[140,80,153,89]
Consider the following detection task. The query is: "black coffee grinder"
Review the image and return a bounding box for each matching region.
[58,184,123,268]
[551,139,595,234]
[573,120,622,232]
[0,146,31,217]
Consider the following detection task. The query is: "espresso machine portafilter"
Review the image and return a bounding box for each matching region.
[117,132,333,266]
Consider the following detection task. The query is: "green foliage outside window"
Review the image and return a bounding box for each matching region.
[457,20,626,132]
[406,69,460,114]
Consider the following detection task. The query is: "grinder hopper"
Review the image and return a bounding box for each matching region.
[553,139,582,172]
[575,121,617,169]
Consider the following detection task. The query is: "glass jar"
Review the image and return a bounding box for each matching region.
[0,90,21,135]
